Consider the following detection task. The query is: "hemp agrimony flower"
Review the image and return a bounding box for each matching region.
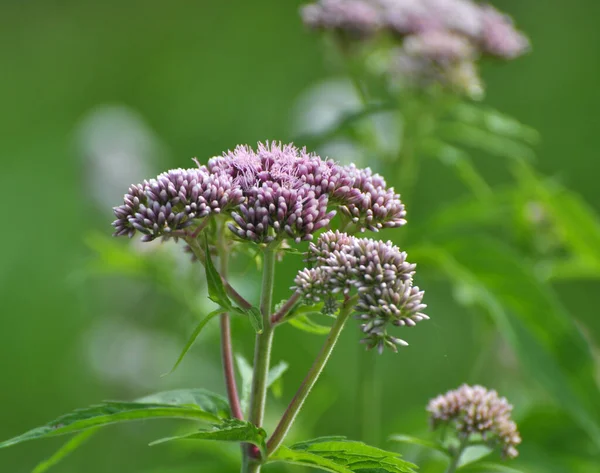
[428,384,522,459]
[294,230,428,352]
[113,141,406,243]
[300,0,529,96]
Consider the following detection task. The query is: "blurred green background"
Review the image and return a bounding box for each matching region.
[1,1,599,472]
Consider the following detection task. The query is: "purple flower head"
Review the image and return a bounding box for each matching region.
[479,5,530,59]
[112,168,243,241]
[301,0,529,94]
[114,142,406,244]
[339,165,407,231]
[428,384,521,459]
[295,230,427,351]
[301,0,382,38]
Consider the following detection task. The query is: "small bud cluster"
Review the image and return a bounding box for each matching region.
[112,168,243,241]
[113,142,405,243]
[301,0,529,95]
[294,230,428,352]
[427,384,521,459]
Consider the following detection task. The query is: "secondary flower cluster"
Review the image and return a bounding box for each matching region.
[301,0,529,95]
[294,230,428,352]
[112,142,406,243]
[427,384,521,459]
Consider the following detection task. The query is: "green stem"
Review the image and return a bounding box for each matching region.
[266,296,358,455]
[242,247,277,473]
[445,435,470,473]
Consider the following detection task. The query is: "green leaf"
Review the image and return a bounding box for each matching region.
[438,122,535,162]
[31,429,98,473]
[236,355,289,413]
[513,163,600,278]
[235,354,254,415]
[388,434,448,455]
[203,236,232,309]
[150,418,267,457]
[458,462,525,473]
[269,438,417,473]
[243,306,264,333]
[412,238,600,448]
[0,401,222,449]
[451,103,539,145]
[457,445,494,468]
[288,314,332,335]
[162,309,224,376]
[267,361,289,399]
[18,389,229,472]
[137,389,231,419]
[269,446,354,473]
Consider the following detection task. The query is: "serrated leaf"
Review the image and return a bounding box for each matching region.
[389,434,448,455]
[150,418,266,457]
[203,236,232,309]
[412,238,600,448]
[162,309,224,376]
[270,438,417,473]
[288,314,332,335]
[269,445,354,473]
[21,389,229,472]
[137,389,231,419]
[459,462,525,473]
[31,429,98,473]
[457,445,493,468]
[0,399,223,449]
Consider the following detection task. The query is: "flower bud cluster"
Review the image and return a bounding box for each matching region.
[427,384,521,459]
[113,142,405,243]
[301,0,529,95]
[294,230,428,352]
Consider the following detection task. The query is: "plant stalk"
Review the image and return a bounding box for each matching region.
[266,296,358,456]
[445,434,470,473]
[242,247,277,473]
[218,232,244,420]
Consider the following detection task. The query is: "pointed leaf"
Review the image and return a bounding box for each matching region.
[236,355,290,413]
[31,429,98,473]
[451,103,539,145]
[288,314,332,335]
[137,389,231,419]
[389,434,448,455]
[203,236,232,309]
[150,418,266,457]
[235,354,254,415]
[245,306,264,333]
[0,402,221,449]
[269,438,417,473]
[438,122,535,162]
[267,361,289,389]
[269,446,354,473]
[457,445,494,468]
[162,309,223,376]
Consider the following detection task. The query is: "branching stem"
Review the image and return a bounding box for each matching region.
[266,295,358,456]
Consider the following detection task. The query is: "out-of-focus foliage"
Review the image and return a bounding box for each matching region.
[1,1,600,472]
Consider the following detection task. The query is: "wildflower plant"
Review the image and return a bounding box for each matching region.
[391,384,522,473]
[3,2,600,473]
[0,142,427,473]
